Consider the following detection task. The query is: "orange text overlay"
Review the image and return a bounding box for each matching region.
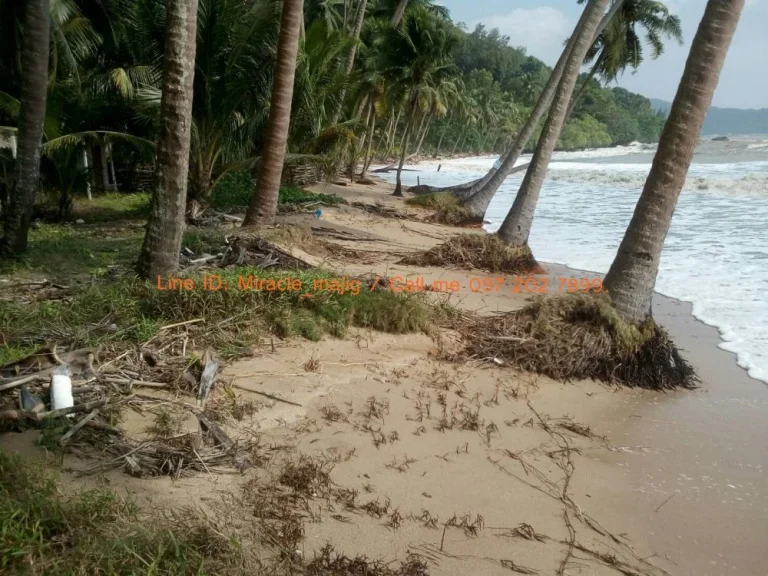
[156,275,365,295]
[156,275,603,295]
[387,275,603,294]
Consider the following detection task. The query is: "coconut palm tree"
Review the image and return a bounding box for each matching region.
[495,0,610,245]
[566,0,683,119]
[443,0,628,209]
[390,0,409,25]
[137,0,199,279]
[243,0,305,226]
[373,7,458,195]
[2,0,50,255]
[604,0,744,323]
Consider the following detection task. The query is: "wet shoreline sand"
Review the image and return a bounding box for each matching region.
[544,262,768,576]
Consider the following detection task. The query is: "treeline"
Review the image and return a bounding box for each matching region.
[423,24,667,155]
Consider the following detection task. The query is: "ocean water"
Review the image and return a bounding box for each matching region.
[375,137,768,384]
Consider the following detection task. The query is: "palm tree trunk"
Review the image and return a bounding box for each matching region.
[330,0,368,125]
[435,119,450,156]
[412,112,429,157]
[137,0,199,279]
[107,141,118,191]
[566,52,604,119]
[391,0,409,26]
[490,132,499,152]
[386,109,402,157]
[495,0,610,245]
[361,100,377,178]
[455,0,626,207]
[2,0,49,256]
[604,0,744,324]
[243,0,304,226]
[393,99,415,197]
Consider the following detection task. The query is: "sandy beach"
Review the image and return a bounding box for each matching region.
[2,178,766,575]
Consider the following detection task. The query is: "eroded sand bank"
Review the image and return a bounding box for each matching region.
[2,178,766,575]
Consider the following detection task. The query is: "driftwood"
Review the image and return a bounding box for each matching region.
[198,349,219,401]
[0,398,107,424]
[59,409,100,445]
[196,411,253,471]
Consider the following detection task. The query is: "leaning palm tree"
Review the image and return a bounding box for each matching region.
[463,0,682,220]
[496,0,610,245]
[137,0,199,279]
[2,0,50,256]
[604,0,744,323]
[428,0,627,208]
[566,0,683,119]
[390,0,409,25]
[243,0,305,226]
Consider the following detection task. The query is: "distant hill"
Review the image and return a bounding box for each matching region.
[649,98,768,135]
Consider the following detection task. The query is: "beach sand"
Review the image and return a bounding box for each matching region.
[2,178,766,575]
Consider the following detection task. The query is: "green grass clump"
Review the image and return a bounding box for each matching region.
[210,171,343,211]
[0,222,143,279]
[278,185,344,206]
[404,192,457,210]
[0,268,448,355]
[0,451,251,575]
[73,193,152,222]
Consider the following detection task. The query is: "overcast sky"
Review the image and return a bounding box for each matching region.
[438,0,767,109]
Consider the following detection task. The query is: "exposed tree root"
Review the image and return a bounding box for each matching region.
[454,293,698,390]
[399,234,542,274]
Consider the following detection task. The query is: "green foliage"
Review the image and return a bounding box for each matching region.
[278,185,344,206]
[558,115,613,150]
[210,172,344,211]
[0,451,252,574]
[0,267,449,353]
[405,192,457,209]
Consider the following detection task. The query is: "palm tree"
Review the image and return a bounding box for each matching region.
[447,0,628,211]
[243,0,305,226]
[137,0,199,279]
[604,0,744,323]
[2,0,50,256]
[374,8,458,196]
[328,0,368,125]
[390,0,409,25]
[495,0,610,245]
[566,0,683,119]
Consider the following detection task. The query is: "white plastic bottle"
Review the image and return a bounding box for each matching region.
[50,364,74,412]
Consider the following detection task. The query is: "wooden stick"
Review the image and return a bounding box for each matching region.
[59,409,100,445]
[159,318,204,331]
[0,373,47,392]
[103,377,168,388]
[37,399,107,421]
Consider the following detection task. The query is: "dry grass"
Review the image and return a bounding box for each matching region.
[453,293,698,390]
[399,234,541,274]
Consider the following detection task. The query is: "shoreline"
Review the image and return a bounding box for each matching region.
[544,260,767,386]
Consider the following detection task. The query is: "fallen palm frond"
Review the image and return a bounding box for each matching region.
[454,293,698,390]
[399,234,542,274]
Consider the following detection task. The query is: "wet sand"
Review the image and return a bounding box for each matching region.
[536,262,768,576]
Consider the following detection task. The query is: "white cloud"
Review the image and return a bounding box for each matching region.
[472,7,573,65]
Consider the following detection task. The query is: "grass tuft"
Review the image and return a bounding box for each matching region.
[399,234,541,275]
[0,268,448,356]
[0,451,253,574]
